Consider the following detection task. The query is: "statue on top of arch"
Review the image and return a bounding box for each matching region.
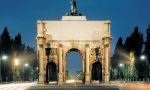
[71,0,77,13]
[66,0,82,16]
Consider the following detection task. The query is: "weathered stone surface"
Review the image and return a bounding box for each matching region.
[37,16,111,85]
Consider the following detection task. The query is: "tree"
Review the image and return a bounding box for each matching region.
[0,27,37,82]
[144,23,150,79]
[124,27,143,79]
[145,23,150,65]
[111,37,125,68]
[13,33,25,54]
[124,27,143,56]
[0,27,11,54]
[0,27,12,82]
[24,46,37,81]
[111,27,144,81]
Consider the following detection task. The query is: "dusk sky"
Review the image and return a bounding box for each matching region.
[0,0,150,74]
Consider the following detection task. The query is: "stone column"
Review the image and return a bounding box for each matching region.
[85,44,90,84]
[38,37,45,84]
[103,37,110,84]
[58,44,63,85]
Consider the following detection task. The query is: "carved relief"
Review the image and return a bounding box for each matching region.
[50,48,57,55]
[91,48,95,57]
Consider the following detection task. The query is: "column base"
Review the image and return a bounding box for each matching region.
[38,81,45,84]
[58,73,64,85]
[104,73,110,84]
[85,73,90,85]
[38,73,45,84]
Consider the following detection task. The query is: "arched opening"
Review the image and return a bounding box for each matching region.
[46,62,57,83]
[66,48,83,84]
[91,61,102,83]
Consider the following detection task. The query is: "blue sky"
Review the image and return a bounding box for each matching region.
[0,0,150,74]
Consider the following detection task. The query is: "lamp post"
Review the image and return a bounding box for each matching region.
[0,55,8,83]
[36,67,39,80]
[119,63,124,79]
[14,58,20,81]
[14,58,19,66]
[140,55,148,81]
[119,63,124,68]
[119,63,124,81]
[23,63,29,81]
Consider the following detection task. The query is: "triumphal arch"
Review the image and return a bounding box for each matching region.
[37,0,111,85]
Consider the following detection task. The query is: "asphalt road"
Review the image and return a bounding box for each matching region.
[28,86,120,90]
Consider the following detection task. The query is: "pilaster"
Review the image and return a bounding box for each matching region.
[103,37,111,84]
[58,44,64,85]
[37,37,46,84]
[85,44,90,84]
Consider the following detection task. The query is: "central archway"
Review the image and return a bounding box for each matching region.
[64,48,84,84]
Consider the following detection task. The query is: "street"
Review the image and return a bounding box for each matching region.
[0,82,36,90]
[112,82,150,90]
[28,86,119,90]
[0,82,150,90]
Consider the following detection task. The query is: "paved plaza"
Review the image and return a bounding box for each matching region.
[28,85,119,90]
[0,82,150,90]
[0,82,36,90]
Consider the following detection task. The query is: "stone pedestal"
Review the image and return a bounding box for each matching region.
[58,73,64,85]
[85,73,90,84]
[38,72,45,84]
[104,73,110,84]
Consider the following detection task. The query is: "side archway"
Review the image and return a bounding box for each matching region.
[46,62,57,83]
[91,61,102,82]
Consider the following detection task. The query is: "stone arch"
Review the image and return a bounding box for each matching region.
[46,62,58,83]
[37,15,111,85]
[65,48,83,57]
[91,61,102,82]
[63,48,85,83]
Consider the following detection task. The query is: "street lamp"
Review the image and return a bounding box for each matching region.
[0,55,8,82]
[119,63,124,68]
[14,58,20,81]
[24,63,29,67]
[2,55,8,60]
[23,63,29,81]
[15,58,19,66]
[140,55,146,61]
[36,67,39,70]
[140,55,148,81]
[119,63,124,80]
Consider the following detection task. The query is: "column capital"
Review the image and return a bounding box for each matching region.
[39,44,44,48]
[37,36,46,47]
[37,36,46,39]
[103,37,111,47]
[59,44,63,48]
[86,44,90,48]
